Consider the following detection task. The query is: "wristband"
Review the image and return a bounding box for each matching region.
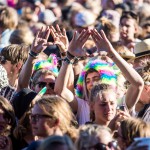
[63,57,74,64]
[30,51,39,57]
[29,52,36,58]
[67,51,75,59]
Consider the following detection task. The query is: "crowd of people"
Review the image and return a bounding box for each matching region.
[0,0,150,149]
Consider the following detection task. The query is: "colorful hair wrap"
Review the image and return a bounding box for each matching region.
[33,54,59,77]
[75,59,120,98]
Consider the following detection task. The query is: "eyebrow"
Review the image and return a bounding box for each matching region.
[86,75,99,80]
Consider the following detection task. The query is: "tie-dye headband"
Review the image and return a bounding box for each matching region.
[33,54,59,77]
[75,59,120,98]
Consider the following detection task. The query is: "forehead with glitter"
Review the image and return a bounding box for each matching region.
[75,59,119,98]
[33,54,59,77]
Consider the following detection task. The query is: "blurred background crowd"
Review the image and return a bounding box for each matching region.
[0,0,150,150]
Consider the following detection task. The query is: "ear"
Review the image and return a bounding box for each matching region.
[15,62,23,72]
[145,85,150,93]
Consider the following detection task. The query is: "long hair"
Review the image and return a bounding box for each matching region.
[35,95,78,141]
[120,117,150,146]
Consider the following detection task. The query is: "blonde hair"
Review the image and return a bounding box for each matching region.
[0,44,29,64]
[31,69,56,87]
[120,117,150,146]
[0,6,18,29]
[89,83,116,103]
[89,83,117,122]
[76,124,113,150]
[9,28,34,45]
[35,95,78,141]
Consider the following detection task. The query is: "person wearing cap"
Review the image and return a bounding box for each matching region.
[125,38,150,121]
[133,38,150,68]
[73,10,97,33]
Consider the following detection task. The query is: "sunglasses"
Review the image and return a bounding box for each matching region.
[36,82,55,89]
[30,114,52,122]
[83,141,118,150]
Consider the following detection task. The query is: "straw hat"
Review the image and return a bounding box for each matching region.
[134,38,150,58]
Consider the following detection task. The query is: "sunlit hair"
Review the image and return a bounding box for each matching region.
[120,117,150,147]
[98,17,117,36]
[38,135,76,150]
[89,83,117,122]
[0,96,16,136]
[35,95,78,140]
[89,83,116,102]
[31,69,56,88]
[0,6,18,29]
[76,124,114,150]
[0,44,29,64]
[9,28,34,45]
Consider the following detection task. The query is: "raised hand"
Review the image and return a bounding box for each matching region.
[68,29,91,57]
[91,29,114,53]
[31,26,51,54]
[49,25,69,53]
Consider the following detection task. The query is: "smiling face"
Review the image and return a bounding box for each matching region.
[92,90,117,125]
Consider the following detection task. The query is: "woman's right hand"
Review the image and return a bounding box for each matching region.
[109,110,130,131]
[31,26,51,54]
[68,29,91,57]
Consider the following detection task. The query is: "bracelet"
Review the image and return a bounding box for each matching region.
[63,57,73,64]
[29,52,36,58]
[30,51,39,57]
[67,51,75,59]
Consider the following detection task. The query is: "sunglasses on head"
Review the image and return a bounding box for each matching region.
[122,11,138,21]
[36,82,55,89]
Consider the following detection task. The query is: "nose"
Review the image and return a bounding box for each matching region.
[121,25,127,31]
[105,103,111,112]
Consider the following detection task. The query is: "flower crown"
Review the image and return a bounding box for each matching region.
[75,59,120,98]
[33,54,59,77]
